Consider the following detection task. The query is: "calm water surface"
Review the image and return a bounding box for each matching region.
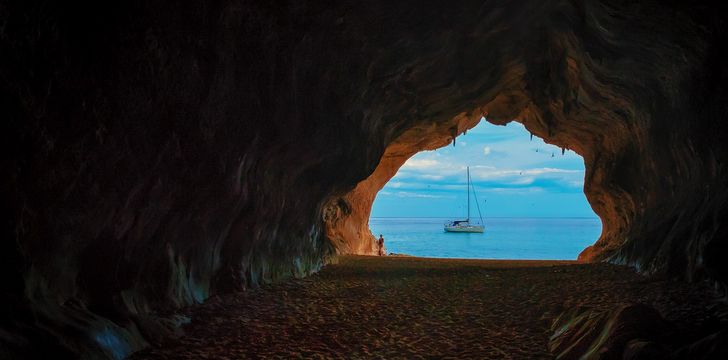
[369,217,602,260]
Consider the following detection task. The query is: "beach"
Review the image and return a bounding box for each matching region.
[135,255,716,359]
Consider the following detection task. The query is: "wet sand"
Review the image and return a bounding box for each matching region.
[135,255,716,359]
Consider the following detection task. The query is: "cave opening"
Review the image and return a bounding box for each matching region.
[368,119,602,259]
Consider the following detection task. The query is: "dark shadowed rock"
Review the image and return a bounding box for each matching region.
[673,330,728,360]
[622,340,670,360]
[549,304,672,359]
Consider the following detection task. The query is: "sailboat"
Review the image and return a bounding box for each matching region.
[444,166,485,233]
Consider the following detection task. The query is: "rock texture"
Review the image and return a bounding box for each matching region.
[549,304,672,359]
[549,303,728,360]
[2,0,728,358]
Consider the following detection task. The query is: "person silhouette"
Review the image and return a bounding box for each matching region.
[377,234,385,256]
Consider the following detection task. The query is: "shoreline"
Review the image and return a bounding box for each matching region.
[384,253,581,264]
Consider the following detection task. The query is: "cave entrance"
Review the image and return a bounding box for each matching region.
[369,120,601,259]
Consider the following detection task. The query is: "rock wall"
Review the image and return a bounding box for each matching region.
[2,0,727,358]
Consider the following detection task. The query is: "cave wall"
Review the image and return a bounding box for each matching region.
[326,0,728,286]
[2,0,727,358]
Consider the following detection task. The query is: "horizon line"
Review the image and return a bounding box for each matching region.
[370,216,600,219]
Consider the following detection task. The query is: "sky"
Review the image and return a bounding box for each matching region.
[370,120,598,218]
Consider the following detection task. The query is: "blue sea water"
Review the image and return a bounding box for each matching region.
[369,217,602,260]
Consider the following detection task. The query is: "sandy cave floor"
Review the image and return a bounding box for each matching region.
[134,255,717,359]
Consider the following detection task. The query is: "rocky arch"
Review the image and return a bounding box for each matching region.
[2,0,727,358]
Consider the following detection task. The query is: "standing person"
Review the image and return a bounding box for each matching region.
[377,234,385,256]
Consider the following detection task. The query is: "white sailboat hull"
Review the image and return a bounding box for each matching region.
[444,225,484,233]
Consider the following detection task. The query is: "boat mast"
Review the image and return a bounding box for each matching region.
[472,181,484,225]
[467,166,470,222]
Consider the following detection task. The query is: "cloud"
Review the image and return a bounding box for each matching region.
[420,174,445,180]
[469,166,581,180]
[483,146,491,156]
[401,158,439,170]
[388,181,405,188]
[384,166,583,194]
[482,187,545,195]
[509,176,535,185]
[522,167,581,175]
[395,158,467,180]
[394,191,444,198]
[382,181,467,191]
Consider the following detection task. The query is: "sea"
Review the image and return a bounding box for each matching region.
[369,217,602,260]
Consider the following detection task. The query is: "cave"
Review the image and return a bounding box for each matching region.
[2,0,728,358]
